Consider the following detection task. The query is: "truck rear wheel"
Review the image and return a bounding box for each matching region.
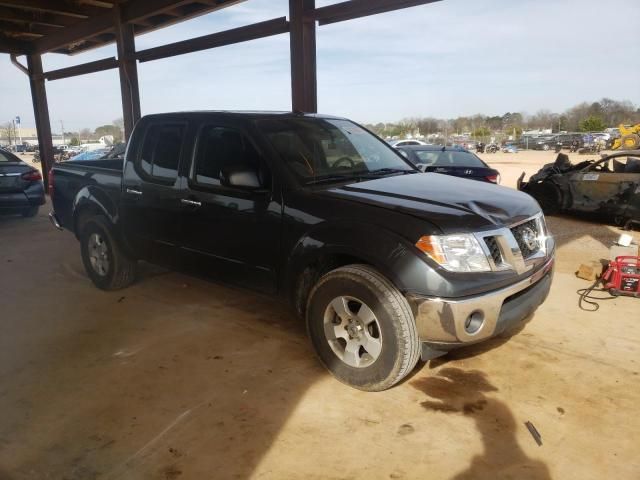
[306,264,420,391]
[80,216,137,290]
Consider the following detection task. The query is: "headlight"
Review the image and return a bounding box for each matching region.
[415,234,491,272]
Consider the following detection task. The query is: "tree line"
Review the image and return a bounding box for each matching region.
[0,118,125,146]
[364,98,640,139]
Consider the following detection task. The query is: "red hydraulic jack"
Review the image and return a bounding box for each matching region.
[602,256,640,297]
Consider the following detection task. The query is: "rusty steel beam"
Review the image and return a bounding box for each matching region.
[289,0,316,113]
[31,0,245,54]
[0,19,61,36]
[312,0,441,25]
[0,1,100,18]
[43,56,118,81]
[26,53,53,192]
[115,4,141,140]
[33,13,113,53]
[135,16,289,63]
[0,35,32,53]
[0,6,76,27]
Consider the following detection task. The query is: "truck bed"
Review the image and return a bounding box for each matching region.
[51,159,123,231]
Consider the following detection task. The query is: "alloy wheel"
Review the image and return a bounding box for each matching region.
[323,296,383,368]
[88,233,109,276]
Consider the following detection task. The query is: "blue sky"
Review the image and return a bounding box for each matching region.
[1,0,639,131]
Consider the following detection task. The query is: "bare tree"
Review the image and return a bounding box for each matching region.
[112,117,124,139]
[79,128,92,143]
[0,121,14,145]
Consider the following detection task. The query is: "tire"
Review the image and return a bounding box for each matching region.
[542,144,550,151]
[306,264,420,391]
[22,206,39,218]
[80,216,137,290]
[620,134,640,150]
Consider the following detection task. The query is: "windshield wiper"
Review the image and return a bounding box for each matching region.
[360,168,417,177]
[305,168,416,185]
[305,174,361,185]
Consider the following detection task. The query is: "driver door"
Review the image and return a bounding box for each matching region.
[569,154,640,214]
[178,120,281,293]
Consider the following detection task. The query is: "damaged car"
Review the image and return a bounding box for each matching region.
[518,151,640,227]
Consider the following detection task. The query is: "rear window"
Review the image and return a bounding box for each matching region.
[139,124,186,182]
[0,150,19,162]
[414,150,486,167]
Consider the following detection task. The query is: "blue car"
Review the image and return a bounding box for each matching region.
[68,149,110,162]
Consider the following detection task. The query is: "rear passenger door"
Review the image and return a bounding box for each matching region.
[179,120,281,293]
[120,120,191,263]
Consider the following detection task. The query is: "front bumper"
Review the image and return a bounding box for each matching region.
[408,255,554,350]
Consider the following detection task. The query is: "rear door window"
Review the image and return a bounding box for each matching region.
[138,123,186,183]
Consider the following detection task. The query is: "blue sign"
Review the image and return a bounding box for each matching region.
[15,116,20,125]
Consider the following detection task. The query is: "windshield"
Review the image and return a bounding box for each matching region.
[256,118,414,184]
[413,150,487,167]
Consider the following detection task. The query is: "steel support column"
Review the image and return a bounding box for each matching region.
[115,6,141,140]
[26,53,53,192]
[289,0,317,113]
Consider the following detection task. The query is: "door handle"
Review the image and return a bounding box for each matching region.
[126,188,143,196]
[181,198,202,207]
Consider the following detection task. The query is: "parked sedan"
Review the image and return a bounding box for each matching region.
[397,145,501,183]
[0,149,45,217]
[390,139,428,147]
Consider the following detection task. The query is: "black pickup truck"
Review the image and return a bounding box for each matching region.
[49,112,555,391]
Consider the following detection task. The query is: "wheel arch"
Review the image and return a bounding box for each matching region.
[72,185,118,238]
[285,223,419,318]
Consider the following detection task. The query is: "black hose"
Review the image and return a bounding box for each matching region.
[577,279,616,311]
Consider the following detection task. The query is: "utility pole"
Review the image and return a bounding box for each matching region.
[60,120,65,145]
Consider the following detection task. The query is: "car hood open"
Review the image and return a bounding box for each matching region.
[320,172,540,234]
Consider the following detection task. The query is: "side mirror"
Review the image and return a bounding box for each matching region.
[220,165,263,190]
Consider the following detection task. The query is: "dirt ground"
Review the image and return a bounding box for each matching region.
[1,150,639,479]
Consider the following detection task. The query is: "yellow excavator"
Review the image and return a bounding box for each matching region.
[612,124,640,150]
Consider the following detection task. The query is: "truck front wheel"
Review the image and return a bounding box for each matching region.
[306,264,420,391]
[80,216,137,290]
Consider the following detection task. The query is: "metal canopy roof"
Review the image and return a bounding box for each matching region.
[0,0,244,55]
[4,0,441,193]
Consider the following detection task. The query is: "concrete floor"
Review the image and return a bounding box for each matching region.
[1,153,639,479]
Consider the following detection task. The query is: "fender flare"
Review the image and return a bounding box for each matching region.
[71,185,119,237]
[284,220,429,312]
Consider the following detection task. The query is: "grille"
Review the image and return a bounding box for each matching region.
[510,219,540,258]
[484,236,502,265]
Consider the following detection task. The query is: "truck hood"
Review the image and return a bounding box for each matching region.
[319,173,540,234]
